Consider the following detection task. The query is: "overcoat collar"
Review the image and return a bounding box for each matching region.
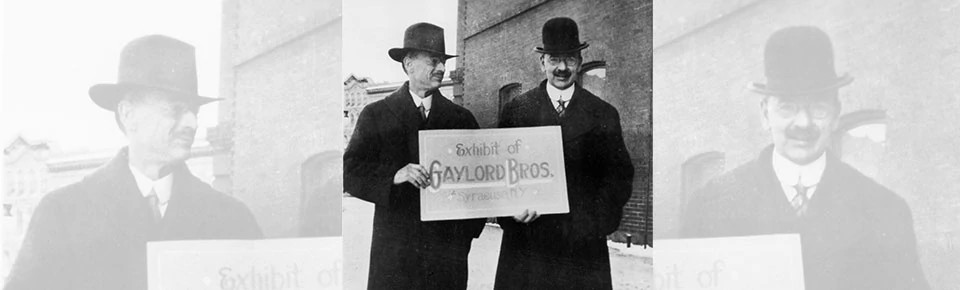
[384,81,456,129]
[532,80,603,142]
[85,147,205,229]
[751,145,859,221]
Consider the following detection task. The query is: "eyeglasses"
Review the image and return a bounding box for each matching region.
[773,101,836,119]
[545,56,580,66]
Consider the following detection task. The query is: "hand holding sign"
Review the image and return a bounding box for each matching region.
[513,209,540,223]
[394,163,431,188]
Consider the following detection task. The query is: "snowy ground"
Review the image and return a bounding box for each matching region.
[344,196,652,289]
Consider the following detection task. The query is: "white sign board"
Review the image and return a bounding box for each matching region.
[653,234,805,290]
[148,237,342,290]
[419,126,569,221]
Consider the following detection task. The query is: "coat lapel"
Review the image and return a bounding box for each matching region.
[424,90,454,129]
[159,163,201,232]
[559,86,596,143]
[749,147,804,231]
[384,82,426,162]
[801,154,870,253]
[85,148,161,239]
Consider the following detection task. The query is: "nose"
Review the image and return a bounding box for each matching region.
[557,61,568,70]
[435,62,446,73]
[178,110,198,131]
[793,107,812,127]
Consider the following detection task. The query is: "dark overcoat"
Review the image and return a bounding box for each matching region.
[494,81,635,290]
[4,149,263,290]
[343,82,486,290]
[681,146,929,290]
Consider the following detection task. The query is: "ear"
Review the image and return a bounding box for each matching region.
[402,55,414,73]
[759,97,771,130]
[117,100,137,133]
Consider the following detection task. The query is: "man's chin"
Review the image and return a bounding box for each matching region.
[549,80,574,90]
[168,147,192,161]
[783,148,824,165]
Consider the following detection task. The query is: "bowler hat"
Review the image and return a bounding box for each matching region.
[388,23,457,62]
[535,17,589,54]
[748,26,853,97]
[89,34,219,111]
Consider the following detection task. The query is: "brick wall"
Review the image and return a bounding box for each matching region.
[457,0,653,243]
[220,0,342,237]
[654,0,960,287]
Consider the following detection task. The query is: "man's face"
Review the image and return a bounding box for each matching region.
[761,93,841,164]
[120,90,199,164]
[541,52,582,90]
[404,51,446,92]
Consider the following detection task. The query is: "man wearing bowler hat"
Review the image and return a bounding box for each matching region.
[4,35,263,290]
[494,17,634,290]
[681,26,928,289]
[344,23,485,290]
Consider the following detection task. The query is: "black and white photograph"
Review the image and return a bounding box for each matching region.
[12,0,960,289]
[2,0,343,289]
[342,0,651,289]
[653,0,960,289]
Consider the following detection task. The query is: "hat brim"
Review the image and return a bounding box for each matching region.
[89,83,221,111]
[748,74,854,97]
[534,42,589,54]
[388,48,457,62]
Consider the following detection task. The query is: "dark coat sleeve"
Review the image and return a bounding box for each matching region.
[872,194,930,290]
[227,198,264,239]
[4,191,70,290]
[343,104,398,206]
[568,107,634,241]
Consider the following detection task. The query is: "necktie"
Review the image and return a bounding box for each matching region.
[146,188,162,222]
[418,104,427,121]
[556,99,567,115]
[791,181,811,217]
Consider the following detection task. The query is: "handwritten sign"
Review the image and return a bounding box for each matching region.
[653,234,805,290]
[419,126,569,221]
[147,237,342,290]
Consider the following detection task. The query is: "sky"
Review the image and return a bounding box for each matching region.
[342,0,458,83]
[1,0,223,152]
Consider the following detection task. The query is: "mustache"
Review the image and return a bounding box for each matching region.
[785,126,820,141]
[172,129,196,140]
[553,70,572,78]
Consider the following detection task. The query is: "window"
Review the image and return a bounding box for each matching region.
[833,110,887,179]
[681,151,726,213]
[579,61,607,100]
[299,151,342,237]
[498,83,522,119]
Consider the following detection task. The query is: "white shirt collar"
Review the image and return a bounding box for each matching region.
[771,149,826,201]
[546,83,575,105]
[409,90,433,117]
[128,164,173,216]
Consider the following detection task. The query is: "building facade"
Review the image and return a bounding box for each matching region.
[216,0,342,238]
[653,0,960,287]
[455,0,653,244]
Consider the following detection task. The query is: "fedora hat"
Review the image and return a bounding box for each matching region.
[535,17,589,54]
[388,23,457,62]
[89,34,219,111]
[748,26,853,97]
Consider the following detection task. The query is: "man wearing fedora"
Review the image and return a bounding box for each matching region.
[681,26,928,289]
[344,23,485,290]
[4,35,262,290]
[494,17,634,290]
